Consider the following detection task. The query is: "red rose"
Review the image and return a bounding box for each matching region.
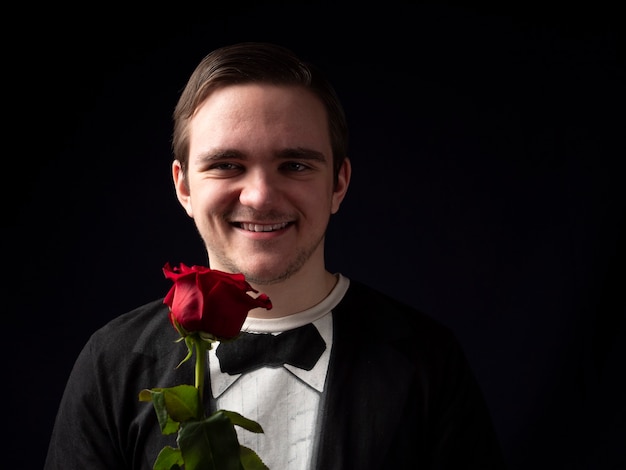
[162,262,272,340]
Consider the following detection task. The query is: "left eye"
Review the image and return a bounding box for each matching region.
[281,162,308,172]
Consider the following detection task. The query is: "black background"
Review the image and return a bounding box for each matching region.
[5,3,624,469]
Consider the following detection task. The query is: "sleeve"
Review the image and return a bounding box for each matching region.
[429,337,507,469]
[44,337,129,470]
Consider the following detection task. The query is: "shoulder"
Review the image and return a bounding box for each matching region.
[337,278,462,360]
[85,298,179,360]
[69,297,191,392]
[340,279,453,337]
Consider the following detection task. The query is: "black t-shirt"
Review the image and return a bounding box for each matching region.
[44,280,506,469]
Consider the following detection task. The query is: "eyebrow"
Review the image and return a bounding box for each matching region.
[195,147,328,164]
[194,150,245,164]
[277,147,328,163]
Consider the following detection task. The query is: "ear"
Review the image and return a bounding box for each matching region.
[172,160,194,217]
[331,157,351,214]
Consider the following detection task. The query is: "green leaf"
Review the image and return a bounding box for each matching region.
[139,389,155,402]
[139,385,201,434]
[151,389,181,435]
[161,385,202,422]
[240,445,269,470]
[153,445,184,470]
[177,412,242,470]
[220,409,264,434]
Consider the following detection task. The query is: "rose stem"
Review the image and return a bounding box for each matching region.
[194,337,209,417]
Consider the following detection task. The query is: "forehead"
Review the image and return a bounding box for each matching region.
[189,83,331,151]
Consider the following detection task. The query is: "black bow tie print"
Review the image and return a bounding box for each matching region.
[216,323,326,375]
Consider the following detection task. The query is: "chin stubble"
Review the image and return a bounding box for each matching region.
[210,233,325,286]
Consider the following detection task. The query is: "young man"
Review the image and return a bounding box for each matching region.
[45,42,506,469]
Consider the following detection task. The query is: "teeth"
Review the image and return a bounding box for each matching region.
[240,222,288,232]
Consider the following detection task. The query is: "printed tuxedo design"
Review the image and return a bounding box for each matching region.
[44,278,505,470]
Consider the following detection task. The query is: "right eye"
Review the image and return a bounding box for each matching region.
[210,162,241,171]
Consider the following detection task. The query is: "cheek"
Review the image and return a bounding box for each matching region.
[302,188,335,220]
[189,183,231,212]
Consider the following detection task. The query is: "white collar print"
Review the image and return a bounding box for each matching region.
[209,274,349,397]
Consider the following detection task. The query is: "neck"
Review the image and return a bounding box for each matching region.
[247,269,338,319]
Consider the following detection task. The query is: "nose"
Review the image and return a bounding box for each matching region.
[238,169,278,210]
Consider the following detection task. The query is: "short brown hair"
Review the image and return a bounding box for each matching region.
[172,42,348,186]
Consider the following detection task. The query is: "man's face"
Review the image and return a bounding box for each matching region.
[173,84,350,286]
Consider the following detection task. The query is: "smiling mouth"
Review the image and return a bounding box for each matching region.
[236,222,291,232]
